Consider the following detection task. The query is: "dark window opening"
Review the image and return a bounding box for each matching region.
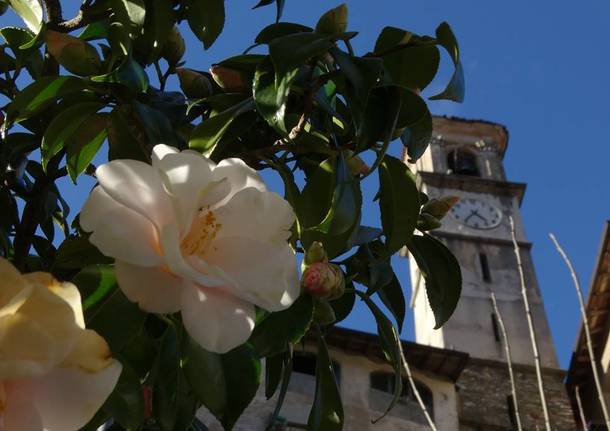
[507,395,518,430]
[447,149,480,177]
[370,372,434,418]
[491,313,501,343]
[479,253,492,282]
[292,351,341,384]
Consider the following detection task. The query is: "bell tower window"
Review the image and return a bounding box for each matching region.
[447,149,480,177]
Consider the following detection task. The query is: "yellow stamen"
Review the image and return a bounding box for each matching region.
[180,210,221,257]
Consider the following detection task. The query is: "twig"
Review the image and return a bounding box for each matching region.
[42,0,63,24]
[550,232,610,429]
[489,288,523,431]
[574,385,588,430]
[509,216,551,430]
[397,340,437,431]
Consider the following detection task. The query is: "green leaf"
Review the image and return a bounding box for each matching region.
[381,42,440,91]
[103,362,145,430]
[374,26,412,54]
[429,22,465,102]
[85,285,147,352]
[40,101,103,170]
[401,108,432,162]
[186,0,225,49]
[358,292,402,421]
[91,56,149,92]
[72,264,116,311]
[6,76,87,123]
[255,22,312,44]
[331,47,382,106]
[111,0,146,27]
[0,26,42,78]
[189,98,255,153]
[7,0,42,33]
[252,57,298,134]
[252,0,284,22]
[78,21,110,41]
[378,154,419,255]
[264,352,284,399]
[407,233,462,329]
[307,334,344,431]
[183,338,261,431]
[107,107,148,162]
[45,30,102,76]
[143,0,174,62]
[249,294,313,357]
[329,286,355,323]
[315,3,348,37]
[268,32,332,78]
[66,113,108,182]
[154,325,181,431]
[378,275,406,332]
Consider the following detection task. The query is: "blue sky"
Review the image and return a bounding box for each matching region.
[5,1,610,369]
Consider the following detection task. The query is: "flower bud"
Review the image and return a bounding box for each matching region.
[302,262,345,300]
[209,65,248,92]
[305,241,328,265]
[162,26,185,65]
[176,68,214,99]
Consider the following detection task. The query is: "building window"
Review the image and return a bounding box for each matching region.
[491,313,501,342]
[479,253,492,282]
[288,351,341,398]
[369,372,434,423]
[447,149,480,176]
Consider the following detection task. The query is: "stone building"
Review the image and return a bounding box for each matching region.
[566,221,610,429]
[200,117,576,430]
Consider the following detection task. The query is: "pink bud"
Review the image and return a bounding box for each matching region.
[302,262,345,300]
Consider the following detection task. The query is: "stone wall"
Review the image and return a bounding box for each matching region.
[457,358,575,430]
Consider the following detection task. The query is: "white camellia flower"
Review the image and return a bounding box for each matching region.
[80,144,299,353]
[0,258,121,431]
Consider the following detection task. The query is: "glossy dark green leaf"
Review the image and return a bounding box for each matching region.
[53,235,105,274]
[374,26,412,54]
[407,233,462,328]
[381,41,440,91]
[72,264,117,311]
[249,293,313,357]
[357,86,401,150]
[358,292,402,421]
[266,348,292,427]
[378,275,406,332]
[315,3,348,37]
[255,22,312,44]
[401,108,432,162]
[6,76,87,124]
[85,285,147,352]
[40,102,103,170]
[91,56,149,92]
[133,101,182,148]
[353,226,383,246]
[107,107,148,162]
[103,362,145,430]
[186,0,225,49]
[143,0,175,62]
[268,32,332,77]
[7,0,42,33]
[0,26,42,77]
[45,30,102,76]
[329,286,355,323]
[154,325,181,431]
[252,0,284,22]
[66,113,108,182]
[378,154,419,255]
[78,21,110,41]
[183,338,261,431]
[252,57,298,134]
[189,98,255,153]
[264,352,284,399]
[429,22,465,102]
[111,0,146,27]
[307,334,344,431]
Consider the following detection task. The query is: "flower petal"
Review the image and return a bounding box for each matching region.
[95,159,175,229]
[181,284,255,354]
[8,360,122,431]
[204,237,299,312]
[151,144,179,165]
[3,396,43,431]
[212,158,266,204]
[62,329,113,373]
[154,150,224,232]
[214,188,295,245]
[22,275,85,328]
[80,187,162,267]
[0,258,28,308]
[115,260,185,313]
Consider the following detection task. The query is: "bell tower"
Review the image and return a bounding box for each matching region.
[406,116,558,367]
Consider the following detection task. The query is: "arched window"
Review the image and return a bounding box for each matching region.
[447,149,480,176]
[369,372,434,423]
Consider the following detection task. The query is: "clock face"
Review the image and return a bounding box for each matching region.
[449,198,503,230]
